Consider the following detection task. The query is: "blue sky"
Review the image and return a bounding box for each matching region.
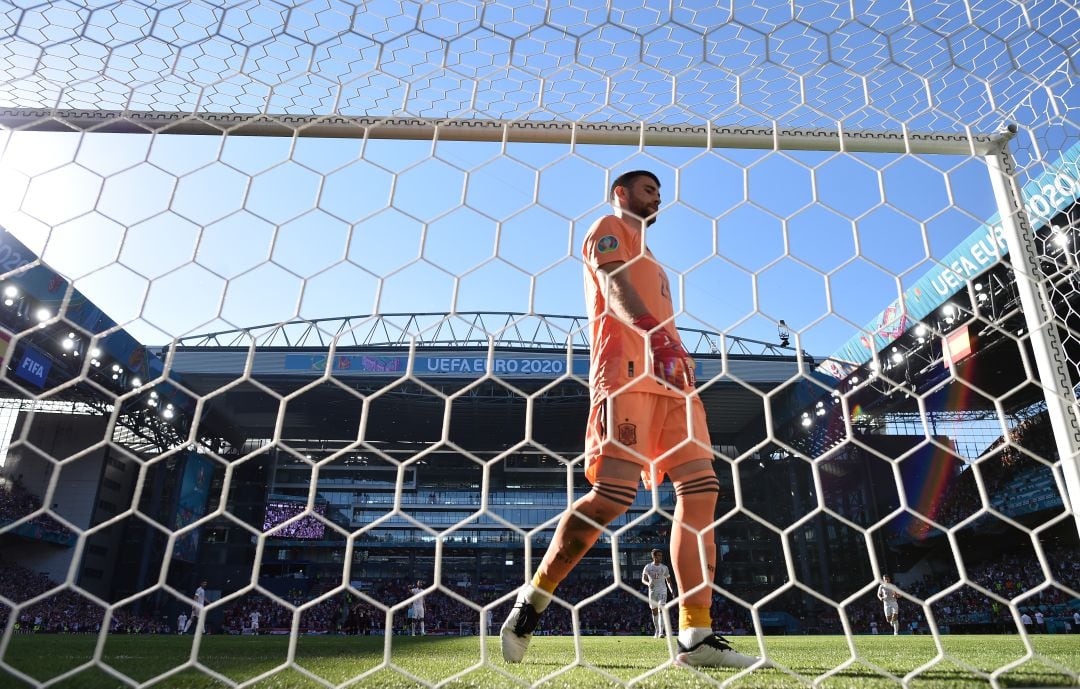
[0,128,1000,354]
[0,0,1074,356]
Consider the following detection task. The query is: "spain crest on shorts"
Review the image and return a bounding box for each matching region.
[617,422,637,446]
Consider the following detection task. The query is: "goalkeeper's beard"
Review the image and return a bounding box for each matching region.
[627,200,658,226]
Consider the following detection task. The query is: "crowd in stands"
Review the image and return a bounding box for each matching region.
[220,583,352,634]
[838,544,1079,634]
[185,544,1080,637]
[3,526,1075,638]
[3,532,1075,638]
[0,479,74,543]
[0,559,164,633]
[907,413,1063,535]
[216,572,751,637]
[0,479,38,522]
[221,578,509,635]
[992,412,1057,467]
[3,543,1075,637]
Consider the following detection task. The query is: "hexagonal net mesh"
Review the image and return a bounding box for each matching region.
[0,1,1078,687]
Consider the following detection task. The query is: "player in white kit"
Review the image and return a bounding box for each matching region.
[877,575,899,635]
[641,549,674,638]
[184,581,207,634]
[407,580,426,636]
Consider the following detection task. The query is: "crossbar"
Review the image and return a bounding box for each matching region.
[0,108,1014,156]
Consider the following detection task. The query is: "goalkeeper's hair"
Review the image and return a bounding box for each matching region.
[610,170,660,201]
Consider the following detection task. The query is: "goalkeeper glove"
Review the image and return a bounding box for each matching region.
[632,314,696,390]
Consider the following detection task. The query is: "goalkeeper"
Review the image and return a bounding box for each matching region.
[501,170,760,669]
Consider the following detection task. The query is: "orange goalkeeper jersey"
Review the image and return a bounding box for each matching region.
[582,215,686,401]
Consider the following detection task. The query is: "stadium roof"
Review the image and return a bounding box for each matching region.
[169,311,798,357]
[821,141,1080,379]
[784,197,1080,456]
[165,315,813,444]
[0,231,213,451]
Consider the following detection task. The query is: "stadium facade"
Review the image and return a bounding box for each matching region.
[0,204,1077,634]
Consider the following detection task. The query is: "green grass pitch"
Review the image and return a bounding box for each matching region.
[1,634,1077,688]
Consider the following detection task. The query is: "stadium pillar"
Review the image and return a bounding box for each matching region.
[987,131,1080,539]
[859,449,897,575]
[131,457,169,615]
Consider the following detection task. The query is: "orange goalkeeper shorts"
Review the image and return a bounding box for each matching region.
[584,392,713,489]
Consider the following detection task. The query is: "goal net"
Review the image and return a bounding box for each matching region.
[0,1,1078,688]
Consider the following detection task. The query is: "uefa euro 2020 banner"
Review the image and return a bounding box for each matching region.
[819,141,1080,379]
